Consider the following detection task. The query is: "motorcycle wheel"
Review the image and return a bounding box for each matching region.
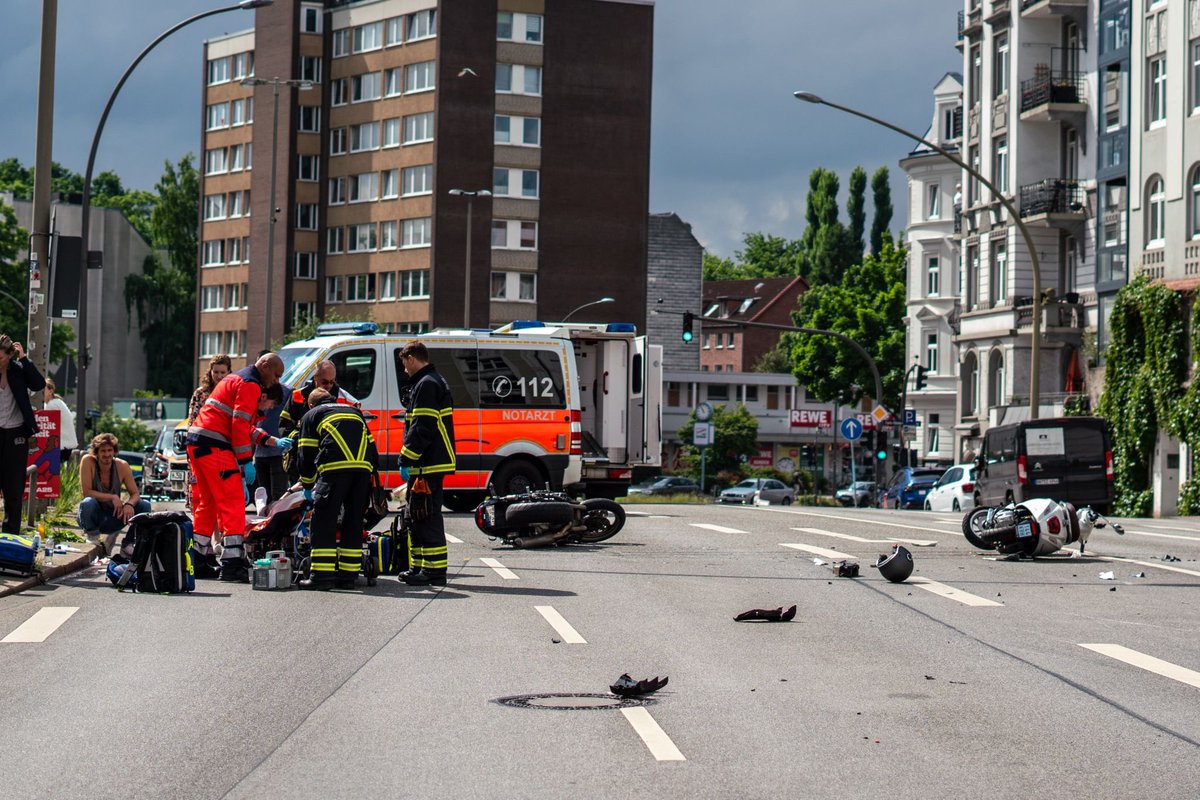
[576,498,626,543]
[962,506,998,550]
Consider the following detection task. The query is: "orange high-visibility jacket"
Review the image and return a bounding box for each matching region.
[187,365,267,465]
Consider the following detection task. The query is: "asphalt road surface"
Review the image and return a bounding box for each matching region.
[3,503,1198,799]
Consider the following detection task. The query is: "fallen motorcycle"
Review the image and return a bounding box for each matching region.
[474,488,625,548]
[962,497,1124,557]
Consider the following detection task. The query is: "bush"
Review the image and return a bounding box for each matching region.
[88,406,154,451]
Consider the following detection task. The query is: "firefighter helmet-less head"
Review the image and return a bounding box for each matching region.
[873,544,914,583]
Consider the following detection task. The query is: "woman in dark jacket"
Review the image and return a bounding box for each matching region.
[0,334,46,534]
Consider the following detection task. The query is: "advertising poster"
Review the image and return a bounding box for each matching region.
[24,408,62,500]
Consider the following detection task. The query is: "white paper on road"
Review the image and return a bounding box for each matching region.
[621,706,686,761]
[906,577,1003,607]
[780,542,856,560]
[791,527,938,547]
[480,557,519,580]
[1080,643,1200,690]
[534,605,587,644]
[689,523,748,534]
[1,606,79,643]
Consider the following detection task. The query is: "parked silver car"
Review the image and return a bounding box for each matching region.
[719,478,795,505]
[835,481,876,508]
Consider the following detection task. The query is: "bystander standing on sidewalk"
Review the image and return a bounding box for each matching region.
[0,334,45,535]
[43,378,77,465]
[254,378,291,502]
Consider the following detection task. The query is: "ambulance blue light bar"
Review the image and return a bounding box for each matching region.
[505,320,545,330]
[606,323,636,333]
[315,321,379,335]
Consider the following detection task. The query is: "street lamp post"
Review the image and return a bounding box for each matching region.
[74,0,271,446]
[448,188,491,328]
[562,296,615,322]
[793,90,1043,420]
[241,76,313,352]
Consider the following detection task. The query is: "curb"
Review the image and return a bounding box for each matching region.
[0,543,104,599]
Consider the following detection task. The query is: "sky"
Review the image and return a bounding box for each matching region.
[0,0,964,259]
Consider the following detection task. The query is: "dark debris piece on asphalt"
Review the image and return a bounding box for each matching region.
[610,673,669,697]
[734,605,797,622]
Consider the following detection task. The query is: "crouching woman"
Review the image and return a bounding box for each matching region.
[78,433,150,554]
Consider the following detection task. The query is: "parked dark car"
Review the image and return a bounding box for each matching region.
[878,467,943,509]
[628,476,702,496]
[973,416,1114,510]
[835,481,876,508]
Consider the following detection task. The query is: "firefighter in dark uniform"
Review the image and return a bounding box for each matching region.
[296,387,378,590]
[280,360,358,484]
[397,340,455,587]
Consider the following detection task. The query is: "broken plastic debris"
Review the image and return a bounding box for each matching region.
[1098,571,1115,580]
[734,605,797,623]
[1132,572,1146,578]
[811,558,827,566]
[610,674,668,697]
[832,560,859,577]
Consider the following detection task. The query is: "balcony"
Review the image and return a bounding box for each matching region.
[962,4,984,37]
[1014,295,1086,331]
[1020,0,1088,20]
[986,0,1012,25]
[1137,248,1165,281]
[1019,69,1086,121]
[1019,179,1087,227]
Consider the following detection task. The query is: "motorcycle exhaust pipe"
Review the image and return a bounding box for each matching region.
[512,526,572,549]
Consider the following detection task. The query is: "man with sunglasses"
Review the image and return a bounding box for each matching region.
[279,360,358,483]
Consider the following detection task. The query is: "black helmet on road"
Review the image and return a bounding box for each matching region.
[873,545,913,583]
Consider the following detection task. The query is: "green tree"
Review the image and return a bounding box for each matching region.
[796,167,859,286]
[90,405,155,451]
[702,251,740,281]
[785,233,907,411]
[735,232,804,278]
[677,403,759,477]
[275,309,372,349]
[150,156,198,274]
[847,166,867,256]
[49,162,84,196]
[91,170,155,240]
[0,158,33,198]
[0,200,28,339]
[870,167,893,256]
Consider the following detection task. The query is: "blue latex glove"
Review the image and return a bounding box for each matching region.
[242,462,257,485]
[243,481,250,506]
[399,466,411,482]
[276,437,295,452]
[303,488,313,503]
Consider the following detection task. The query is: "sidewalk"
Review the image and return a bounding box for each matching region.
[0,529,104,599]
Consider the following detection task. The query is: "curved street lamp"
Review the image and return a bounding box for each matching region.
[74,0,272,445]
[448,188,492,328]
[793,90,1043,420]
[562,296,615,322]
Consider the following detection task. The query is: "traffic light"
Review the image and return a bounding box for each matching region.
[874,429,887,461]
[682,311,694,343]
[914,365,929,391]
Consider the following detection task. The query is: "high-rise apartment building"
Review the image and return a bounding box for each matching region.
[197,0,653,370]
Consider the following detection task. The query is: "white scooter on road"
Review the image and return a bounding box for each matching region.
[962,497,1124,557]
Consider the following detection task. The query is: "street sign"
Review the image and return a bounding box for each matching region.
[871,405,890,424]
[839,417,863,442]
[694,422,714,447]
[903,408,917,426]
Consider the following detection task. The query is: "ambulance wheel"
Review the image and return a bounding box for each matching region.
[577,499,625,543]
[492,461,543,496]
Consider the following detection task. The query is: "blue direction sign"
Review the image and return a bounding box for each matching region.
[903,408,918,426]
[840,417,863,442]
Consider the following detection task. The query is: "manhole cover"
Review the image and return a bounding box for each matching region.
[493,692,653,711]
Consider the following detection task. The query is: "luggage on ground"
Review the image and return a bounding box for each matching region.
[116,511,195,593]
[0,532,38,576]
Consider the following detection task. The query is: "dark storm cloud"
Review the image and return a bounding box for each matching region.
[0,0,963,257]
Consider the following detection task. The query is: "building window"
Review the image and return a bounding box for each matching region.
[1147,176,1166,245]
[297,154,320,182]
[1193,39,1200,113]
[296,203,319,231]
[408,9,436,40]
[380,220,398,250]
[353,21,383,53]
[201,285,223,311]
[927,183,939,219]
[991,242,1007,304]
[349,172,379,203]
[204,148,227,175]
[228,144,246,172]
[1149,55,1167,127]
[347,223,378,253]
[330,78,348,107]
[497,12,542,43]
[385,16,404,46]
[491,219,538,250]
[496,64,541,95]
[400,269,429,298]
[493,168,539,198]
[993,32,1009,97]
[330,128,347,155]
[228,282,248,310]
[227,191,243,218]
[351,121,381,152]
[300,3,321,33]
[1190,166,1200,239]
[385,67,403,98]
[382,118,401,148]
[300,56,322,84]
[199,332,222,359]
[926,255,940,297]
[969,147,981,204]
[295,252,317,279]
[404,112,434,144]
[293,302,317,328]
[1104,65,1125,132]
[203,193,226,221]
[325,276,344,304]
[327,227,344,254]
[332,28,350,58]
[328,176,346,205]
[202,240,225,266]
[406,61,435,93]
[925,333,938,373]
[987,351,1005,408]
[489,271,536,301]
[402,217,432,248]
[382,169,399,199]
[402,165,432,196]
[967,244,980,309]
[225,236,242,262]
[298,106,321,133]
[495,115,541,146]
[352,72,381,103]
[230,97,251,126]
[993,136,1008,194]
[206,102,230,130]
[206,57,230,86]
[927,417,940,454]
[969,44,982,106]
[346,274,376,303]
[380,271,397,300]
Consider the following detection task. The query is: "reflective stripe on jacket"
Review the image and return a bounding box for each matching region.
[280,381,358,437]
[401,364,456,476]
[296,402,378,486]
[187,365,264,464]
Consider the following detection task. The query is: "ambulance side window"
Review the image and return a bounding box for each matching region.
[471,348,565,409]
[328,348,377,401]
[393,347,477,409]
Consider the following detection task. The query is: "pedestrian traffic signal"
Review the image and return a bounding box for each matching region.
[682,311,694,343]
[874,429,887,461]
[914,365,929,391]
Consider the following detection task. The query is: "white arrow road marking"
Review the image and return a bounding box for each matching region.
[621,706,686,761]
[444,533,463,544]
[1093,555,1200,579]
[791,527,938,547]
[689,523,748,534]
[480,557,519,580]
[906,577,1003,607]
[2,607,79,643]
[1080,644,1200,690]
[780,542,857,560]
[534,606,586,644]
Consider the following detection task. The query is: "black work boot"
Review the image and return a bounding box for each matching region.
[398,566,424,583]
[404,568,446,587]
[218,559,250,583]
[334,572,358,590]
[298,574,335,590]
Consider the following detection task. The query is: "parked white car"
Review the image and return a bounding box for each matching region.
[923,463,979,512]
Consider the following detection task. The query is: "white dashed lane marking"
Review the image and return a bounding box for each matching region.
[2,607,80,643]
[780,542,857,560]
[689,523,748,534]
[1080,644,1200,690]
[444,533,463,544]
[621,706,686,761]
[534,606,586,644]
[479,557,519,580]
[791,527,938,547]
[907,577,1003,607]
